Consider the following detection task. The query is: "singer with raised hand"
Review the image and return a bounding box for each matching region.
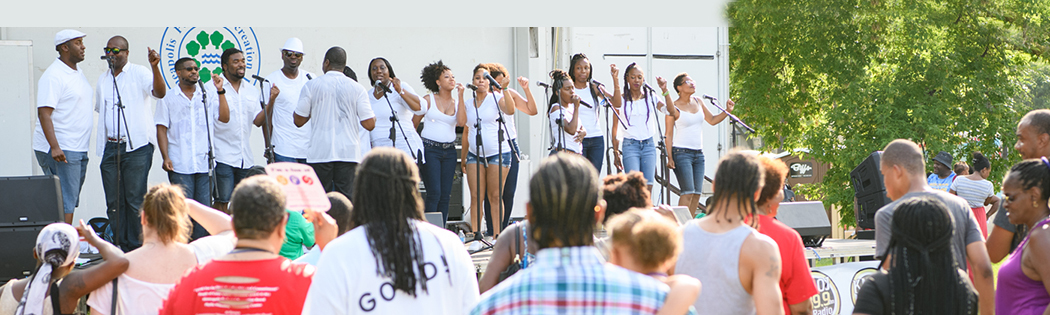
[259,38,313,164]
[611,63,667,191]
[367,57,425,164]
[417,60,465,226]
[481,62,537,235]
[569,53,619,171]
[95,35,166,251]
[155,57,229,238]
[547,69,584,155]
[35,30,93,224]
[212,48,265,213]
[460,64,515,239]
[664,73,733,217]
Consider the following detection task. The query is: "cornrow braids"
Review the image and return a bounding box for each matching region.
[351,148,428,297]
[569,53,601,109]
[621,63,650,126]
[1008,159,1050,203]
[548,69,570,111]
[708,150,764,228]
[528,153,602,250]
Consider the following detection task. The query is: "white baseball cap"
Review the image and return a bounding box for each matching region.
[282,37,304,54]
[54,29,86,46]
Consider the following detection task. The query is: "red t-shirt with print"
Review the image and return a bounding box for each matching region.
[159,257,314,315]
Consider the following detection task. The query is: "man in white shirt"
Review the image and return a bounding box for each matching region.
[262,38,313,164]
[213,48,270,213]
[156,57,229,238]
[293,46,375,201]
[95,35,166,251]
[34,29,94,224]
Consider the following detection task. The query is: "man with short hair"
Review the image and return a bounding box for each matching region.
[35,29,93,224]
[927,151,956,192]
[987,109,1050,262]
[293,46,375,200]
[159,175,316,314]
[156,57,229,238]
[95,35,166,250]
[263,38,313,164]
[875,139,994,315]
[213,48,271,213]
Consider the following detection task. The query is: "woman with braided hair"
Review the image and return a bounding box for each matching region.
[611,62,677,192]
[547,69,584,154]
[994,158,1050,314]
[568,53,619,170]
[852,196,978,315]
[302,148,479,314]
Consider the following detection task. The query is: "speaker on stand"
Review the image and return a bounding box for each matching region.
[850,152,890,239]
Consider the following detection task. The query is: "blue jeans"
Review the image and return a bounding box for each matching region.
[422,141,457,225]
[671,147,705,195]
[621,137,657,185]
[274,153,306,164]
[215,162,253,203]
[35,149,89,214]
[582,136,605,172]
[100,142,153,251]
[486,139,521,234]
[168,171,212,240]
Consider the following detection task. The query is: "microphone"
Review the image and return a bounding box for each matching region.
[251,74,268,83]
[536,81,551,88]
[466,84,478,91]
[374,79,387,93]
[702,94,717,101]
[306,73,313,80]
[198,79,205,91]
[100,55,112,61]
[643,83,656,93]
[483,71,502,90]
[591,79,605,86]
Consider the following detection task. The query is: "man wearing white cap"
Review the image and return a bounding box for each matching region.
[34,29,94,224]
[95,35,166,251]
[263,38,314,164]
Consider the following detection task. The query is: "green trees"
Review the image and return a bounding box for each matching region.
[727,0,1050,225]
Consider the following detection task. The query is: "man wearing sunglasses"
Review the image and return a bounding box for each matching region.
[261,38,314,164]
[34,29,93,224]
[94,35,166,251]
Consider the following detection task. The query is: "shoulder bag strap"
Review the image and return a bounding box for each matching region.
[109,278,118,315]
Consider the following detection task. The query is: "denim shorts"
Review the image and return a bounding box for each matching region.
[466,152,512,168]
[671,147,705,195]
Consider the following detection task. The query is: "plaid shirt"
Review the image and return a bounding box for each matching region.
[471,246,696,315]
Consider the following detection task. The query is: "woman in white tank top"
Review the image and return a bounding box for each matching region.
[460,64,516,238]
[366,57,425,163]
[481,63,539,236]
[663,73,735,216]
[416,60,466,226]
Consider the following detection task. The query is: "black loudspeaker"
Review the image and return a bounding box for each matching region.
[0,176,64,226]
[775,201,833,247]
[850,152,889,229]
[0,225,47,281]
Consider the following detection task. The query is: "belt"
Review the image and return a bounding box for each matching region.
[107,137,127,143]
[422,138,455,149]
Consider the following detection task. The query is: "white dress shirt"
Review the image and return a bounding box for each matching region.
[213,78,261,168]
[294,71,375,164]
[94,62,158,155]
[264,69,314,159]
[34,58,94,153]
[155,84,220,174]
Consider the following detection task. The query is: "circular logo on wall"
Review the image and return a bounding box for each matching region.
[810,270,841,315]
[158,27,261,89]
[851,267,878,304]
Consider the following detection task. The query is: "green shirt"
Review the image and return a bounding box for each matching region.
[280,210,315,260]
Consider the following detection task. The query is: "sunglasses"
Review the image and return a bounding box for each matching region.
[283,50,303,58]
[103,47,127,54]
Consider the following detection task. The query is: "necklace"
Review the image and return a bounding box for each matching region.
[229,247,275,255]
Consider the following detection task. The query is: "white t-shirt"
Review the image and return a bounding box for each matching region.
[34,58,94,153]
[301,220,479,315]
[213,78,261,168]
[294,71,375,164]
[549,104,583,153]
[574,85,604,139]
[155,83,221,174]
[496,90,519,141]
[95,63,158,155]
[265,69,314,159]
[369,81,425,163]
[619,92,664,141]
[420,94,458,143]
[464,93,510,158]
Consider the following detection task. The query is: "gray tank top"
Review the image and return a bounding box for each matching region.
[675,222,756,315]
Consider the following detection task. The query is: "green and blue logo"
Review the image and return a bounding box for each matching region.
[159,27,261,89]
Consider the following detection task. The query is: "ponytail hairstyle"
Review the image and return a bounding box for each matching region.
[141,184,191,245]
[970,152,990,174]
[708,150,764,227]
[548,69,570,111]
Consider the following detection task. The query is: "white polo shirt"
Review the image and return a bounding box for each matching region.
[264,69,314,159]
[155,83,220,174]
[294,71,375,164]
[213,78,261,168]
[94,63,158,155]
[34,58,94,153]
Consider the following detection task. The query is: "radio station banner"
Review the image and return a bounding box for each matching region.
[809,261,880,315]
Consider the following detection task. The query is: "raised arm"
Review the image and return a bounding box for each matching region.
[185,198,233,235]
[498,88,516,116]
[392,78,422,112]
[61,220,130,310]
[511,77,539,116]
[702,98,732,125]
[563,95,582,135]
[148,48,166,98]
[212,74,230,123]
[456,84,467,127]
[657,77,679,118]
[610,64,623,108]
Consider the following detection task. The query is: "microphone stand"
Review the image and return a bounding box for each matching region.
[706,97,754,148]
[200,81,217,209]
[595,83,627,175]
[378,82,418,161]
[492,86,517,235]
[104,57,132,249]
[645,86,672,205]
[466,87,493,254]
[259,79,274,164]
